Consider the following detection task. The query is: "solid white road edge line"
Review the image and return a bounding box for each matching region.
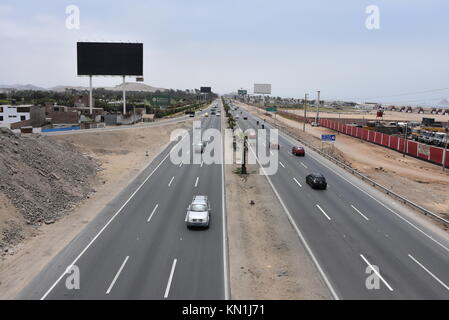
[408,254,449,291]
[106,256,129,295]
[164,258,177,299]
[238,123,339,300]
[360,254,394,291]
[40,132,189,300]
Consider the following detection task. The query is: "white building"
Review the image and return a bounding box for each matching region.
[0,105,31,128]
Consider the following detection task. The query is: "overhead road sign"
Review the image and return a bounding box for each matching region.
[254,83,271,95]
[200,87,212,93]
[266,107,277,112]
[238,90,247,95]
[321,134,336,142]
[152,95,171,106]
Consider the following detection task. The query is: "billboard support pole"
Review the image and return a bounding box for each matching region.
[122,75,126,115]
[89,75,93,115]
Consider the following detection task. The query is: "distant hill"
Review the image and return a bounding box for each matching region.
[109,82,167,92]
[49,85,90,92]
[0,84,47,91]
[438,98,449,106]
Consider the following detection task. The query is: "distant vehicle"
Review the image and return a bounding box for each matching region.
[292,146,305,156]
[270,143,280,150]
[204,112,209,117]
[193,141,206,153]
[235,115,240,120]
[211,110,216,115]
[243,116,248,120]
[311,122,319,127]
[306,173,327,190]
[216,112,221,116]
[185,195,210,228]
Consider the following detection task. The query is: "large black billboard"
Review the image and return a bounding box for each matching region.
[200,87,212,93]
[77,42,143,76]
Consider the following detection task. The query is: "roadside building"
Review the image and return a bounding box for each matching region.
[0,105,32,128]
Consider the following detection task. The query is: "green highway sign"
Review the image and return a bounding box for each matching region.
[266,107,277,112]
[238,90,247,95]
[152,95,171,106]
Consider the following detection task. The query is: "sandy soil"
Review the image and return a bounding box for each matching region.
[223,114,330,299]
[238,103,449,222]
[284,109,449,123]
[0,120,192,299]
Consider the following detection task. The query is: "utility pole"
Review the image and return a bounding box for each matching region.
[303,93,308,132]
[315,90,320,124]
[443,128,448,172]
[403,122,409,158]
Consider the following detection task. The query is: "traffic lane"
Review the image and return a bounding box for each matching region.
[105,159,220,299]
[296,178,447,299]
[259,144,393,299]
[44,148,194,299]
[243,109,448,297]
[241,107,449,260]
[105,111,223,299]
[269,127,449,294]
[169,163,224,300]
[44,114,215,299]
[236,112,441,298]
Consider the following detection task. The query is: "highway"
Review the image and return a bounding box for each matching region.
[233,101,449,299]
[19,100,228,300]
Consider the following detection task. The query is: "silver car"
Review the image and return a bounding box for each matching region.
[185,195,210,228]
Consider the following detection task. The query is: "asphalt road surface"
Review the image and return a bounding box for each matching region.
[234,103,449,299]
[19,100,228,300]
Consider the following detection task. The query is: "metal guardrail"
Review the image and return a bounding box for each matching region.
[268,119,449,227]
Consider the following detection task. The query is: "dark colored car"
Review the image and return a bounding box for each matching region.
[243,116,248,120]
[306,173,327,189]
[292,146,305,156]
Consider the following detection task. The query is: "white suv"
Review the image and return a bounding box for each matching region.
[185,195,210,228]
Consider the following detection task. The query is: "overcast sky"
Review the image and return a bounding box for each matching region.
[1,0,448,104]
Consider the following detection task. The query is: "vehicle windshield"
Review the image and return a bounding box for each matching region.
[190,204,207,212]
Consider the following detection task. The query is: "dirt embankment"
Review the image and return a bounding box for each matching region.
[0,120,191,299]
[223,114,330,299]
[0,128,99,253]
[239,103,449,222]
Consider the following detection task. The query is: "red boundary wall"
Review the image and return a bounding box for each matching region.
[319,118,449,168]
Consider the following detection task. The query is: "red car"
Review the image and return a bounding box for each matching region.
[292,146,305,156]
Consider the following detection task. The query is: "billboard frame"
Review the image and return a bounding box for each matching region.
[76,42,144,115]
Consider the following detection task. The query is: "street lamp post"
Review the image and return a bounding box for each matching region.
[303,93,308,132]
